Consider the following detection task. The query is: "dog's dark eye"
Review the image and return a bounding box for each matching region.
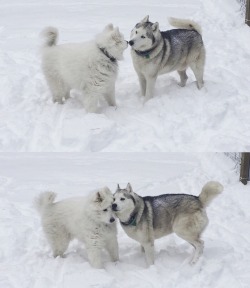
[135,31,138,34]
[120,198,125,201]
[103,208,108,212]
[141,35,145,39]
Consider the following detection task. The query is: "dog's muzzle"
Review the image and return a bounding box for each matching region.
[128,40,134,46]
[112,203,118,211]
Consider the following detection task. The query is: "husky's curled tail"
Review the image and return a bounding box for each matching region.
[199,181,223,208]
[168,17,202,35]
[35,191,57,214]
[41,27,58,46]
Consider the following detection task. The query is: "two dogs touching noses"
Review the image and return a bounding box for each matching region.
[41,16,205,112]
[37,15,210,269]
[36,181,223,268]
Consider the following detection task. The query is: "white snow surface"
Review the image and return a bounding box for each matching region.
[1,0,250,152]
[0,153,250,288]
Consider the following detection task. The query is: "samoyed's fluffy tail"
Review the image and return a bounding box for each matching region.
[40,26,58,46]
[199,181,223,208]
[35,192,57,214]
[168,17,202,35]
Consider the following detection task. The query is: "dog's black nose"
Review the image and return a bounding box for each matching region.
[110,217,115,223]
[112,203,117,210]
[129,40,134,46]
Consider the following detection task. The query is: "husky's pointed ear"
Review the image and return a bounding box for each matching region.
[152,22,159,32]
[141,15,149,23]
[94,191,103,203]
[126,183,133,193]
[104,23,114,32]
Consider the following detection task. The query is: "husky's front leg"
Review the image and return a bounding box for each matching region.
[137,73,146,96]
[145,76,157,102]
[142,242,155,266]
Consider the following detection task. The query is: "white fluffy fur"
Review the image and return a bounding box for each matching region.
[199,181,223,208]
[168,17,202,35]
[41,24,128,112]
[35,187,119,268]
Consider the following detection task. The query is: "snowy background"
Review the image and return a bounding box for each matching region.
[1,153,250,288]
[1,0,250,152]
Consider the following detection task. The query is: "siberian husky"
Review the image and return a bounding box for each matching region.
[112,182,223,266]
[35,187,118,268]
[129,16,206,101]
[41,24,128,112]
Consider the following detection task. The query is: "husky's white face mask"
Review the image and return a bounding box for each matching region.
[112,183,135,216]
[129,15,159,51]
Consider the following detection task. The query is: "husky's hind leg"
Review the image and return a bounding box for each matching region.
[189,47,205,89]
[177,70,188,87]
[173,210,208,264]
[189,239,204,264]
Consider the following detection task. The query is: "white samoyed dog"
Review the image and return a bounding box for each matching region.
[35,187,118,268]
[41,24,128,112]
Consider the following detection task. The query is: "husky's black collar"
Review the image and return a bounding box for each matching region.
[120,213,137,226]
[99,47,117,63]
[134,46,157,59]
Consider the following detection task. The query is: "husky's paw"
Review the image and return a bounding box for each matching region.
[197,81,204,90]
[178,82,186,87]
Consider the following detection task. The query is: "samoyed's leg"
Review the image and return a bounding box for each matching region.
[44,73,70,103]
[86,246,103,268]
[106,237,119,262]
[104,85,116,107]
[83,92,98,113]
[44,225,70,257]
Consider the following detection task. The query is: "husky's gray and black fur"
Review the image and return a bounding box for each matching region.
[129,16,206,101]
[112,181,223,266]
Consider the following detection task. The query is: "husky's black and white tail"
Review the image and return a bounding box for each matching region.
[199,181,223,208]
[168,17,202,35]
[41,27,58,46]
[35,191,57,214]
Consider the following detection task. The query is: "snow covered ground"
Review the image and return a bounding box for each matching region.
[1,0,250,151]
[0,153,250,288]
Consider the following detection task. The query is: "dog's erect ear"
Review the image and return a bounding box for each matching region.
[152,22,159,32]
[104,23,114,32]
[102,186,111,195]
[94,191,103,203]
[112,27,120,37]
[126,183,133,193]
[141,15,149,23]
